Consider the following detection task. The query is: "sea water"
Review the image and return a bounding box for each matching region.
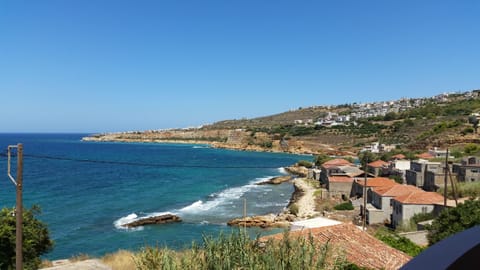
[0,134,308,259]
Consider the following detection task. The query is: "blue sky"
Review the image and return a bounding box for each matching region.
[1,1,479,132]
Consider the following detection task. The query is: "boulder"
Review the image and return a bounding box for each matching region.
[122,214,181,228]
[256,175,293,185]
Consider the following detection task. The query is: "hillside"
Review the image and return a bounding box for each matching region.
[85,91,480,155]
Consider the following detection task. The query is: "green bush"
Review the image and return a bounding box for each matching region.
[0,206,53,270]
[374,229,425,257]
[297,160,314,168]
[334,201,354,211]
[427,200,480,245]
[289,203,299,215]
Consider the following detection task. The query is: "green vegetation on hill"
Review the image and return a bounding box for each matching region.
[205,93,480,153]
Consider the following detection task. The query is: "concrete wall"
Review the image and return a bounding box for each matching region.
[328,182,354,198]
[366,206,388,224]
[392,201,435,228]
[399,231,429,246]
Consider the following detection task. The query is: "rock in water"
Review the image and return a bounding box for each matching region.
[122,214,182,228]
[256,175,293,185]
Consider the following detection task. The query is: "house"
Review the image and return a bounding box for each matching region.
[391,154,406,160]
[416,152,435,159]
[319,158,354,184]
[423,168,457,192]
[261,223,411,270]
[326,176,355,199]
[391,191,444,228]
[352,177,397,200]
[367,185,422,224]
[428,147,455,159]
[367,160,389,177]
[452,156,480,183]
[405,160,442,188]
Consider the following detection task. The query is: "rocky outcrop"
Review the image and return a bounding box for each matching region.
[227,213,295,228]
[284,165,309,177]
[122,214,181,228]
[256,175,293,185]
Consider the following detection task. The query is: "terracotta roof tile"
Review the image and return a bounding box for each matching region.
[373,185,422,197]
[394,191,444,205]
[261,223,411,270]
[355,177,397,188]
[416,152,435,159]
[322,158,353,168]
[368,160,389,168]
[328,176,354,183]
[391,154,406,160]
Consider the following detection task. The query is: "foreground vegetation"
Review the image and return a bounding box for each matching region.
[427,199,480,245]
[374,228,425,257]
[102,230,363,270]
[0,206,53,270]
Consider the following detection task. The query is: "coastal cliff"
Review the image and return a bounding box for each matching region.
[82,129,333,155]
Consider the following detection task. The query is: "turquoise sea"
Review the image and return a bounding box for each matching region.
[0,134,307,259]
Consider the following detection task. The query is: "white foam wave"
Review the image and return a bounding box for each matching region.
[278,167,287,174]
[192,145,210,149]
[114,213,139,230]
[179,180,268,214]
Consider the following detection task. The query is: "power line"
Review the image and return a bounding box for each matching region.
[0,153,282,169]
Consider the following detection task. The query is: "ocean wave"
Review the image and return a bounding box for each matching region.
[179,177,275,215]
[192,146,210,149]
[277,167,287,174]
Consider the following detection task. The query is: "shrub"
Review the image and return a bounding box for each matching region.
[374,228,425,257]
[289,203,299,215]
[297,160,314,168]
[0,206,53,270]
[334,201,354,211]
[427,200,480,245]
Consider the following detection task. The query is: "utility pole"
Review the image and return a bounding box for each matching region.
[362,159,368,231]
[7,144,23,270]
[444,149,448,207]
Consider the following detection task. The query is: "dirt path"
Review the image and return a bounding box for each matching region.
[41,259,112,270]
[293,178,320,218]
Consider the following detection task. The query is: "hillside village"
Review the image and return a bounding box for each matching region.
[294,144,480,245]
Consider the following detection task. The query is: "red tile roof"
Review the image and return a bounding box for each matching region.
[373,184,422,197]
[328,176,354,183]
[322,158,353,168]
[394,191,444,205]
[368,160,389,168]
[416,152,435,159]
[355,177,397,188]
[391,154,406,160]
[262,223,411,270]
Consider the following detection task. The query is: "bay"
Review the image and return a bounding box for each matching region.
[0,134,307,259]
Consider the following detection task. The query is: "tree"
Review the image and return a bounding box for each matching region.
[427,200,480,245]
[358,151,378,169]
[0,205,53,270]
[314,154,333,166]
[468,115,479,134]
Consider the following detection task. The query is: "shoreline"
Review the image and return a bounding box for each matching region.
[82,136,317,156]
[227,177,320,228]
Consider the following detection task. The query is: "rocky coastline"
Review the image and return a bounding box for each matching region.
[81,130,321,155]
[227,177,320,229]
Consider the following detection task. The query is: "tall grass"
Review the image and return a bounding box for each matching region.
[133,230,354,270]
[438,181,480,199]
